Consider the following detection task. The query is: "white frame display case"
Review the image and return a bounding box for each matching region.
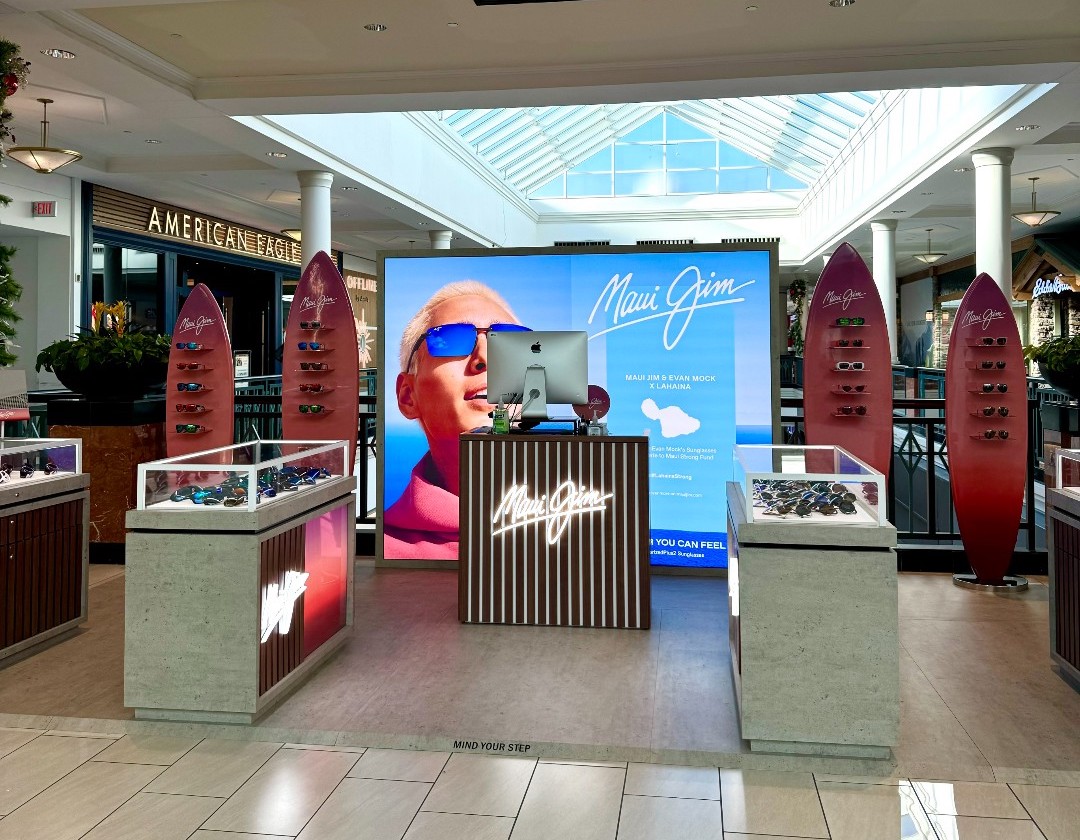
[0,437,82,488]
[733,443,886,525]
[1046,448,1080,692]
[137,439,349,512]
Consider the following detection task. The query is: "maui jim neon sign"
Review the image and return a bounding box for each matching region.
[260,570,308,643]
[492,480,615,544]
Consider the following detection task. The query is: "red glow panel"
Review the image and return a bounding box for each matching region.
[302,504,350,657]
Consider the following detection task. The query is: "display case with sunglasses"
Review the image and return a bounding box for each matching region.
[727,443,898,758]
[0,437,90,664]
[126,437,355,723]
[1047,449,1080,692]
[732,444,886,525]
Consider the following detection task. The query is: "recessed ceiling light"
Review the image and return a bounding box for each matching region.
[891,210,906,214]
[920,192,933,195]
[954,166,973,172]
[267,151,288,158]
[745,4,758,10]
[169,33,183,39]
[145,139,162,144]
[364,23,388,32]
[122,130,133,134]
[342,185,359,191]
[1015,124,1040,131]
[40,48,76,60]
[829,0,855,6]
[447,21,460,27]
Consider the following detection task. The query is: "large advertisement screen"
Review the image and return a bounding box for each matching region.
[379,246,777,568]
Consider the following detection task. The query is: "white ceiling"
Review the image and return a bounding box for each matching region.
[1,0,1080,272]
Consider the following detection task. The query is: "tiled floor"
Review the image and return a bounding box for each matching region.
[2,734,1079,839]
[1,569,1079,837]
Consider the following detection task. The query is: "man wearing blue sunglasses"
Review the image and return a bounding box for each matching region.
[384,281,526,560]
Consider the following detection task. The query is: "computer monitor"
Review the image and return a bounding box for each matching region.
[487,330,589,421]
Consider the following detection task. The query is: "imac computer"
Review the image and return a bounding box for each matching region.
[486,330,588,421]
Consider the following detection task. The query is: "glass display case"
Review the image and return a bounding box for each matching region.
[1058,449,1080,496]
[733,444,886,525]
[137,439,349,512]
[0,437,82,489]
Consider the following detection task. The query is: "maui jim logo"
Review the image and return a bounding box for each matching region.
[588,266,756,350]
[492,481,614,544]
[177,315,215,336]
[961,308,1006,331]
[822,289,866,311]
[299,295,337,312]
[260,570,308,643]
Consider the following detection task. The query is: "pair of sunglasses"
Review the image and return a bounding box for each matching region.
[299,404,325,414]
[300,362,328,371]
[299,383,325,393]
[983,429,1010,440]
[980,360,1006,370]
[980,337,1008,346]
[839,405,867,415]
[298,341,322,351]
[981,406,1010,417]
[982,383,1008,393]
[836,362,865,371]
[836,317,865,327]
[177,382,205,392]
[299,321,321,330]
[405,322,531,371]
[840,384,866,393]
[835,339,863,348]
[176,362,204,370]
[175,341,202,350]
[175,404,205,413]
[175,424,206,434]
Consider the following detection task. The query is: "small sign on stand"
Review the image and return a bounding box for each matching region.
[234,351,250,386]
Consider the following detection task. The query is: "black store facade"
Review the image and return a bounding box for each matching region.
[83,184,307,377]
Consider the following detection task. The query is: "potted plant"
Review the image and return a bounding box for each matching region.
[36,303,171,400]
[1024,333,1080,399]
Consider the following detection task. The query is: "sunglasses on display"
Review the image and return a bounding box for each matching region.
[983,429,1010,440]
[175,424,206,434]
[980,337,1008,346]
[835,361,865,371]
[836,339,864,348]
[299,383,325,393]
[300,362,328,371]
[20,463,35,478]
[175,362,204,371]
[405,322,532,371]
[299,404,325,414]
[176,404,205,413]
[299,321,321,330]
[835,317,866,327]
[175,342,202,350]
[839,405,868,415]
[980,360,1007,370]
[981,383,1008,393]
[981,406,1010,417]
[298,341,322,351]
[44,461,58,474]
[177,383,205,392]
[840,384,866,393]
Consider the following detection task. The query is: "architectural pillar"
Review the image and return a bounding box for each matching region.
[870,219,898,361]
[429,230,452,250]
[298,170,334,270]
[971,148,1015,301]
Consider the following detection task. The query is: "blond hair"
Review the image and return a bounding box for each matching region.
[399,280,518,371]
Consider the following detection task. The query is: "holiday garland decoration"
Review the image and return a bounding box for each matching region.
[0,39,31,158]
[0,197,23,367]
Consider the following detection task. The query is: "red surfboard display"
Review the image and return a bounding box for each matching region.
[282,251,360,465]
[803,243,892,478]
[166,283,234,458]
[944,273,1027,584]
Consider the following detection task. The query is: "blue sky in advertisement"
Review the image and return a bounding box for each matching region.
[382,248,773,568]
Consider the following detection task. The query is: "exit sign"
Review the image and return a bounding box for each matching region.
[32,201,56,217]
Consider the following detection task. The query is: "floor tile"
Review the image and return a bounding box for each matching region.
[912,780,1028,819]
[203,744,359,835]
[190,833,293,839]
[41,730,122,739]
[421,753,535,817]
[144,739,282,797]
[80,791,223,840]
[89,564,125,588]
[626,762,720,800]
[928,814,1048,839]
[0,727,41,759]
[616,795,724,840]
[284,743,367,753]
[0,760,163,840]
[814,774,903,785]
[718,770,828,838]
[723,836,819,840]
[817,780,937,840]
[511,763,624,840]
[1010,784,1080,840]
[295,777,430,840]
[402,811,514,840]
[92,734,201,766]
[539,758,627,768]
[349,748,450,782]
[0,734,113,815]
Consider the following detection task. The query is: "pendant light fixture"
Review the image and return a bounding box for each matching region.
[6,98,83,174]
[1012,177,1060,227]
[913,228,947,265]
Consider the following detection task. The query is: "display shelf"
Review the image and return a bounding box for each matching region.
[138,439,349,513]
[733,444,885,525]
[1057,449,1080,497]
[0,437,81,490]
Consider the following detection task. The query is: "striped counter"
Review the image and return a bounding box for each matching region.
[459,434,650,628]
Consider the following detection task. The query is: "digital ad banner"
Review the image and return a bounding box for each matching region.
[380,247,776,568]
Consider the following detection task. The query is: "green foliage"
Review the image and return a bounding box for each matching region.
[35,328,172,375]
[0,194,23,367]
[1023,334,1080,372]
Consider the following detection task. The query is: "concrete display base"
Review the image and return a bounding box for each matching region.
[124,476,355,723]
[727,482,899,759]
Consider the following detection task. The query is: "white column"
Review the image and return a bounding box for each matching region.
[971,148,1015,301]
[298,170,334,270]
[870,219,899,361]
[428,229,452,250]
